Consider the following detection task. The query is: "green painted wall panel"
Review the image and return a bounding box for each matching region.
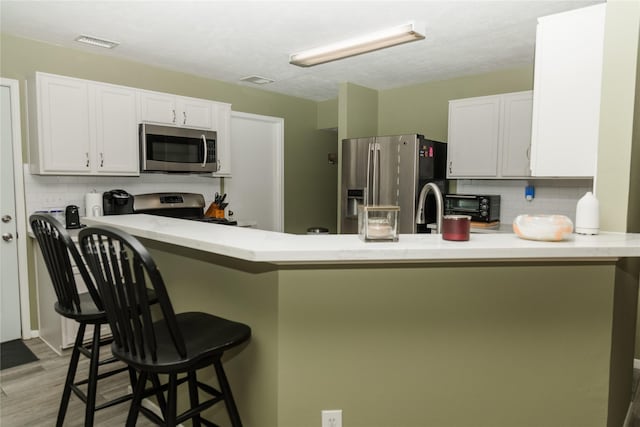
[278,263,615,427]
[378,66,534,140]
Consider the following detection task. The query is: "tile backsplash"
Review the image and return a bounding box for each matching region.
[455,179,594,224]
[23,164,222,217]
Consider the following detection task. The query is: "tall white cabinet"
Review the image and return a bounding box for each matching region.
[530,4,606,177]
[447,91,533,179]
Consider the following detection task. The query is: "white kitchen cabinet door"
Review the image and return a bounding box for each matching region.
[177,96,213,129]
[212,102,232,176]
[139,90,177,125]
[93,84,139,175]
[140,90,214,129]
[501,91,533,177]
[530,4,606,177]
[447,95,501,177]
[33,74,91,173]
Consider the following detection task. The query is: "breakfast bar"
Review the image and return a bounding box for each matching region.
[84,215,640,427]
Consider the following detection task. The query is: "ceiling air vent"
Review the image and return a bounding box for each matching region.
[75,35,120,49]
[240,75,275,85]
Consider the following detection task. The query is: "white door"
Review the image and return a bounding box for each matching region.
[1,84,22,342]
[226,112,283,232]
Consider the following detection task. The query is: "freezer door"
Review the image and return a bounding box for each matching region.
[341,138,374,233]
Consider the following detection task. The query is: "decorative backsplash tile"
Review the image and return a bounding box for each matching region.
[455,179,594,224]
[23,165,222,217]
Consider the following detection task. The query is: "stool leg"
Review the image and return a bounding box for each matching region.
[188,371,201,427]
[166,373,178,427]
[56,322,86,427]
[126,371,147,427]
[150,373,167,414]
[84,324,102,426]
[213,357,243,427]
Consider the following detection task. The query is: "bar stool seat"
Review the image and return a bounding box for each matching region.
[79,225,251,427]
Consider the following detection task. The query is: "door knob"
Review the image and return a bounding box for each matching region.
[2,233,13,242]
[1,215,11,223]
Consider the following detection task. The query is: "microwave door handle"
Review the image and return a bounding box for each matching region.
[201,135,207,168]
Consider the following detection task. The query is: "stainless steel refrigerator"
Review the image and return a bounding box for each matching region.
[341,134,447,234]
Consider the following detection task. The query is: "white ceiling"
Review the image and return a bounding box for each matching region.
[0,0,602,102]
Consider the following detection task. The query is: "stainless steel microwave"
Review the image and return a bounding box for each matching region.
[139,123,217,173]
[444,194,501,222]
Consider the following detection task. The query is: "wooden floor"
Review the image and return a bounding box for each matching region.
[0,338,155,426]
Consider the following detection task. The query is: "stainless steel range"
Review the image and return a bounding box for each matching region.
[132,192,237,225]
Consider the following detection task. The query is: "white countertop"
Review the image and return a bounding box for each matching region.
[80,215,640,265]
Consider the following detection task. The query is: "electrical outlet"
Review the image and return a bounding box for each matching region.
[321,409,342,427]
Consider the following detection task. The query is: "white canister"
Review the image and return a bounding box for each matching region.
[85,192,103,217]
[575,191,599,235]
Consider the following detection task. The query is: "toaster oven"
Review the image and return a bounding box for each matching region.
[444,194,500,222]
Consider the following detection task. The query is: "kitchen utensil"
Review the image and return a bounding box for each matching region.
[513,214,573,241]
[65,205,82,229]
[442,215,471,241]
[85,191,103,217]
[575,191,599,235]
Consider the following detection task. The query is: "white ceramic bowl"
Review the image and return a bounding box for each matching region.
[512,214,574,242]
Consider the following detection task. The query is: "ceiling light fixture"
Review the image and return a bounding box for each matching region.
[75,35,120,49]
[289,22,425,67]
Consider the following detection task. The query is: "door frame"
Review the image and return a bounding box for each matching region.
[1,77,31,339]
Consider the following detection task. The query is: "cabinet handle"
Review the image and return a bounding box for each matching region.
[526,146,531,160]
[85,152,90,167]
[449,161,452,175]
[172,109,176,124]
[100,152,104,167]
[183,111,187,125]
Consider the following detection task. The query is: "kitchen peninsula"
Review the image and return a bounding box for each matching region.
[84,215,640,427]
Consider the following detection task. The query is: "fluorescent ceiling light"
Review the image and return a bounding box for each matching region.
[289,22,425,67]
[75,35,119,49]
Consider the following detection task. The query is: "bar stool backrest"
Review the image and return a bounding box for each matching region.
[30,214,103,314]
[78,226,187,362]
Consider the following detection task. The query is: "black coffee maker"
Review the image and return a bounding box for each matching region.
[103,189,134,215]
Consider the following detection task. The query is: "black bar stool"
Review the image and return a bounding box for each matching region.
[30,214,159,426]
[78,225,251,427]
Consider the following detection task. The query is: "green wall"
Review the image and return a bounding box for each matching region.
[0,33,338,235]
[377,66,534,140]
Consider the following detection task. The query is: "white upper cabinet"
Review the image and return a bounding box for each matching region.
[530,4,606,177]
[28,72,139,175]
[139,90,213,129]
[447,91,532,179]
[500,92,534,177]
[93,83,139,174]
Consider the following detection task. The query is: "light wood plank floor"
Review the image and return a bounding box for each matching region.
[0,338,155,426]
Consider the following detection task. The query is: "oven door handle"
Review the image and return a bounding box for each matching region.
[201,135,208,168]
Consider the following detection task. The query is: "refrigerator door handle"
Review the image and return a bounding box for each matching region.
[372,142,381,205]
[366,143,374,205]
